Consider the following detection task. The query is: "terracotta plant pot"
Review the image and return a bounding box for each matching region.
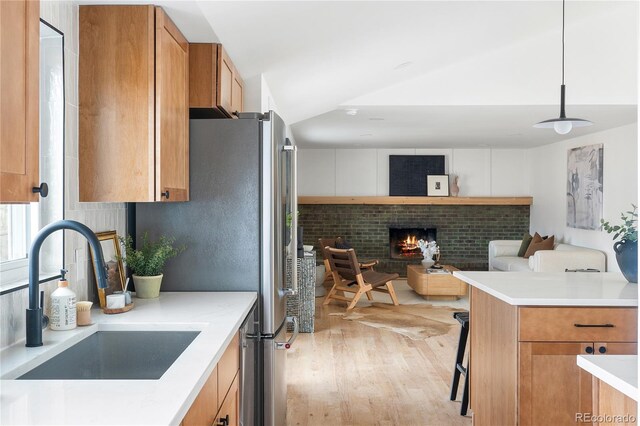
[614,241,638,283]
[133,274,164,298]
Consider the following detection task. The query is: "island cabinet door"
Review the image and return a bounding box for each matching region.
[519,342,594,426]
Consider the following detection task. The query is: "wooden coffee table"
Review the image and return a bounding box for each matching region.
[406,264,468,300]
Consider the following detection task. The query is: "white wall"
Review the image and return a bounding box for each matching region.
[298,147,530,196]
[529,124,638,272]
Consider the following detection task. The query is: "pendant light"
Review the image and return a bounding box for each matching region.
[534,0,592,135]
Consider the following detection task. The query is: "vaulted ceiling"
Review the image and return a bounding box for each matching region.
[83,1,639,148]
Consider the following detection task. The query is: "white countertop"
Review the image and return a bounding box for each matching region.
[453,271,638,306]
[0,292,256,425]
[577,355,638,401]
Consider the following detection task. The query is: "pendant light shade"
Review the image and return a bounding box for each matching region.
[534,0,592,134]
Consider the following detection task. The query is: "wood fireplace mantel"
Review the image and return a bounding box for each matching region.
[298,196,533,206]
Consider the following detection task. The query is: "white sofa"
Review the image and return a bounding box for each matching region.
[488,240,606,272]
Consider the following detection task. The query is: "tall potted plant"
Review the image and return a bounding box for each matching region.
[601,205,637,283]
[120,233,185,298]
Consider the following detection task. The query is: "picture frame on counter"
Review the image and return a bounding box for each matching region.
[426,174,450,196]
[89,231,125,308]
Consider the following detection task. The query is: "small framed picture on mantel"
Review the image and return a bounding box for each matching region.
[426,174,450,196]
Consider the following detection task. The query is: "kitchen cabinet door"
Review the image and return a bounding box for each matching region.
[188,43,244,118]
[155,7,189,202]
[79,5,155,202]
[182,366,218,426]
[217,46,235,117]
[216,373,239,426]
[0,0,39,203]
[231,74,243,116]
[519,342,594,426]
[215,44,244,117]
[79,5,189,202]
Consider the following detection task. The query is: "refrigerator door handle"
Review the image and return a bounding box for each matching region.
[275,316,299,350]
[283,143,298,296]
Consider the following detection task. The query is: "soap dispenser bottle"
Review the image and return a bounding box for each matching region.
[50,269,77,330]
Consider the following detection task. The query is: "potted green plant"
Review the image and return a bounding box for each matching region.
[601,204,637,283]
[119,233,185,298]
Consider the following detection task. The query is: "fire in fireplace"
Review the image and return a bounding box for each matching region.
[389,227,437,259]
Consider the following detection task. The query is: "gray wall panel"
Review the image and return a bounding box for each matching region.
[136,119,261,292]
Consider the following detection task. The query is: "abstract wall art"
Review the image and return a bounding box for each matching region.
[567,144,603,230]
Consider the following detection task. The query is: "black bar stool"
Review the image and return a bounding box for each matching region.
[450,310,469,416]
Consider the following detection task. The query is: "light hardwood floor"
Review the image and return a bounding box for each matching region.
[286,289,472,426]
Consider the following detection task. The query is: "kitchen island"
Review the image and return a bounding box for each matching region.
[453,271,637,426]
[578,355,638,424]
[0,292,256,425]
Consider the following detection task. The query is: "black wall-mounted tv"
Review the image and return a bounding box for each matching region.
[389,155,445,196]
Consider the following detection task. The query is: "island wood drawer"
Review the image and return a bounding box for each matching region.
[218,332,240,403]
[519,307,637,342]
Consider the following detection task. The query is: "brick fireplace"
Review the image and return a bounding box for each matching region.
[300,204,530,275]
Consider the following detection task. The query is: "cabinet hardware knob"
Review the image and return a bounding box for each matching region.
[216,414,229,426]
[32,182,48,198]
[585,346,594,354]
[598,346,607,354]
[161,190,170,199]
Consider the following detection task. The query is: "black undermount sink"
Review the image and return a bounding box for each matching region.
[18,330,200,380]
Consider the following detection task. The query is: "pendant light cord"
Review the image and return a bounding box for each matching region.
[562,0,565,85]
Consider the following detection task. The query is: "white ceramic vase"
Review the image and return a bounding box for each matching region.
[421,259,435,268]
[451,175,460,197]
[133,274,163,299]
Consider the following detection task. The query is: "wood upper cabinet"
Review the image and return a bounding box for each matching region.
[79,5,189,202]
[189,43,244,118]
[0,0,40,203]
[155,7,189,202]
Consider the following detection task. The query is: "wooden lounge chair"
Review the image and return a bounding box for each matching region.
[317,237,378,285]
[323,247,399,310]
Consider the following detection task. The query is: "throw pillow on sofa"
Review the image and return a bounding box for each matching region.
[517,233,534,257]
[524,233,555,258]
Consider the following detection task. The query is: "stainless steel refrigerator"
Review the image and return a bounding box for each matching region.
[135,111,299,426]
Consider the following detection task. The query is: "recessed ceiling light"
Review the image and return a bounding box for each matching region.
[345,109,358,116]
[369,117,385,121]
[394,61,413,70]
